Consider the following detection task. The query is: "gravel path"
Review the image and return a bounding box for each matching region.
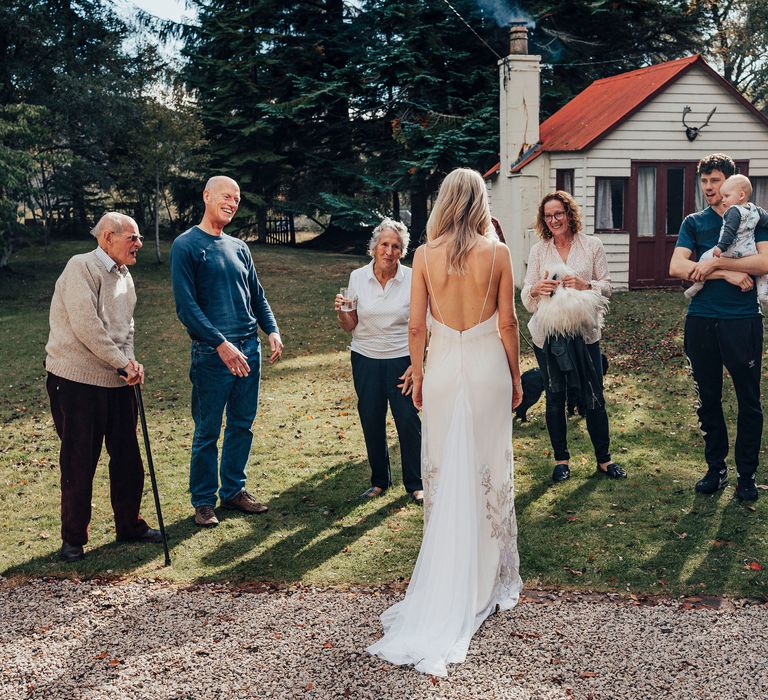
[1,577,766,700]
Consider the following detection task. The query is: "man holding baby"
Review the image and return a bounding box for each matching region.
[670,153,768,501]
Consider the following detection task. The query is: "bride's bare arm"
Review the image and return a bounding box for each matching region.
[409,246,429,410]
[497,245,523,409]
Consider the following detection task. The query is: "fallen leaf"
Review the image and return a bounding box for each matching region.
[579,671,599,678]
[745,561,764,571]
[674,531,688,539]
[109,659,120,666]
[305,682,314,691]
[323,642,333,648]
[565,567,583,576]
[431,676,439,685]
[94,651,108,660]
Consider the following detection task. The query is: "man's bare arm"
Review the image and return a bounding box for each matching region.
[670,245,754,290]
[690,241,768,281]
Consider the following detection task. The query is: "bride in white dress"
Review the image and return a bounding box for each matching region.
[367,168,524,677]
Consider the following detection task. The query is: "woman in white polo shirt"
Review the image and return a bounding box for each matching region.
[334,218,424,505]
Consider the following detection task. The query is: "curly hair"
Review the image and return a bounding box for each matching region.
[368,217,410,257]
[697,153,736,178]
[535,191,583,240]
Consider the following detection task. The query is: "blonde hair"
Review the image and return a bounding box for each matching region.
[426,168,496,273]
[722,174,752,199]
[368,218,410,257]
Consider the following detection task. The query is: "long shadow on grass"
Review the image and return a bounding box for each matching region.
[3,518,199,578]
[638,488,731,592]
[194,456,411,582]
[679,495,764,597]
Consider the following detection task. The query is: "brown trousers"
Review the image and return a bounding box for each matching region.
[47,373,149,546]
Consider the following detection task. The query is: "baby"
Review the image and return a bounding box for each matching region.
[685,174,768,307]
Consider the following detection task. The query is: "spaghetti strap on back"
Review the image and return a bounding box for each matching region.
[423,244,445,325]
[368,237,521,677]
[477,241,497,324]
[422,240,499,331]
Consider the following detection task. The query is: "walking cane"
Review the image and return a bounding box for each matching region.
[119,369,171,566]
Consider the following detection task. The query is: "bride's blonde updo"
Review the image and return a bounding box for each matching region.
[426,168,497,274]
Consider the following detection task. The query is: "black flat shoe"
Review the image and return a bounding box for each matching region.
[597,463,627,479]
[60,542,84,562]
[409,490,424,506]
[117,528,163,543]
[552,464,570,482]
[360,486,385,499]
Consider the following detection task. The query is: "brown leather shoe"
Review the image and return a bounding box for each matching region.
[220,489,268,514]
[194,505,220,527]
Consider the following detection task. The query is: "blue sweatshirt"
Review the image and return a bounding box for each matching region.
[170,226,279,346]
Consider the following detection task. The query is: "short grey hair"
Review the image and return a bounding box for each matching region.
[90,212,134,239]
[368,217,410,257]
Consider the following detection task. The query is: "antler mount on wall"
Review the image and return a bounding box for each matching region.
[682,105,717,142]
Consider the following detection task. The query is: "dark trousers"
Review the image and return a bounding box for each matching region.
[684,316,763,478]
[534,342,611,464]
[46,373,149,546]
[351,352,423,493]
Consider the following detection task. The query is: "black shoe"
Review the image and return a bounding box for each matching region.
[60,542,84,562]
[695,467,728,494]
[552,464,570,482]
[408,490,424,506]
[736,475,758,502]
[596,463,627,479]
[117,528,163,543]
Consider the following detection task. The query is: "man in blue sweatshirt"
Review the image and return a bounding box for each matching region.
[171,176,284,526]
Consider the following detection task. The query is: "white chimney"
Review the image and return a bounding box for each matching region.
[499,25,541,175]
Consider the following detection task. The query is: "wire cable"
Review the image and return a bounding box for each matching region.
[439,0,503,60]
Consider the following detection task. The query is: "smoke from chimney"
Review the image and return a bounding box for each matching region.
[476,0,534,28]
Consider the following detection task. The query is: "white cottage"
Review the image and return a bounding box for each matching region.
[486,28,768,290]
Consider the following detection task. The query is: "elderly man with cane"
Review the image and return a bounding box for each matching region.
[45,212,163,563]
[171,176,283,527]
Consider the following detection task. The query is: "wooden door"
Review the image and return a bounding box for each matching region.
[628,161,698,288]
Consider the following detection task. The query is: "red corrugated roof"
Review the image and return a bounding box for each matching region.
[486,54,768,177]
[537,54,701,153]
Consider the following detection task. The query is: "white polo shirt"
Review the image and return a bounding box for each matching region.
[348,260,411,359]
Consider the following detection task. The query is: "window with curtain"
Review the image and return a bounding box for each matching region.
[595,177,626,230]
[556,169,574,194]
[752,177,768,209]
[637,167,656,237]
[666,168,684,235]
[695,182,705,211]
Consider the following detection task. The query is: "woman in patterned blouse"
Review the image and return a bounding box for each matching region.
[521,191,626,484]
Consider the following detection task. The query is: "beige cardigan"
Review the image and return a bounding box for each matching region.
[45,250,136,388]
[521,234,612,348]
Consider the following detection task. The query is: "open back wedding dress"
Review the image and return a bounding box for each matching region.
[367,243,522,677]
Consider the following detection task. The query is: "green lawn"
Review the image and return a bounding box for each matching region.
[1,240,766,598]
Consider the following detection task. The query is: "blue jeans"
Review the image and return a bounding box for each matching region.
[189,335,261,507]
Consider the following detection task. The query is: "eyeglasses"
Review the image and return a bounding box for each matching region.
[544,211,566,223]
[124,234,144,243]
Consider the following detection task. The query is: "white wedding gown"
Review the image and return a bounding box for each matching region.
[368,246,522,677]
